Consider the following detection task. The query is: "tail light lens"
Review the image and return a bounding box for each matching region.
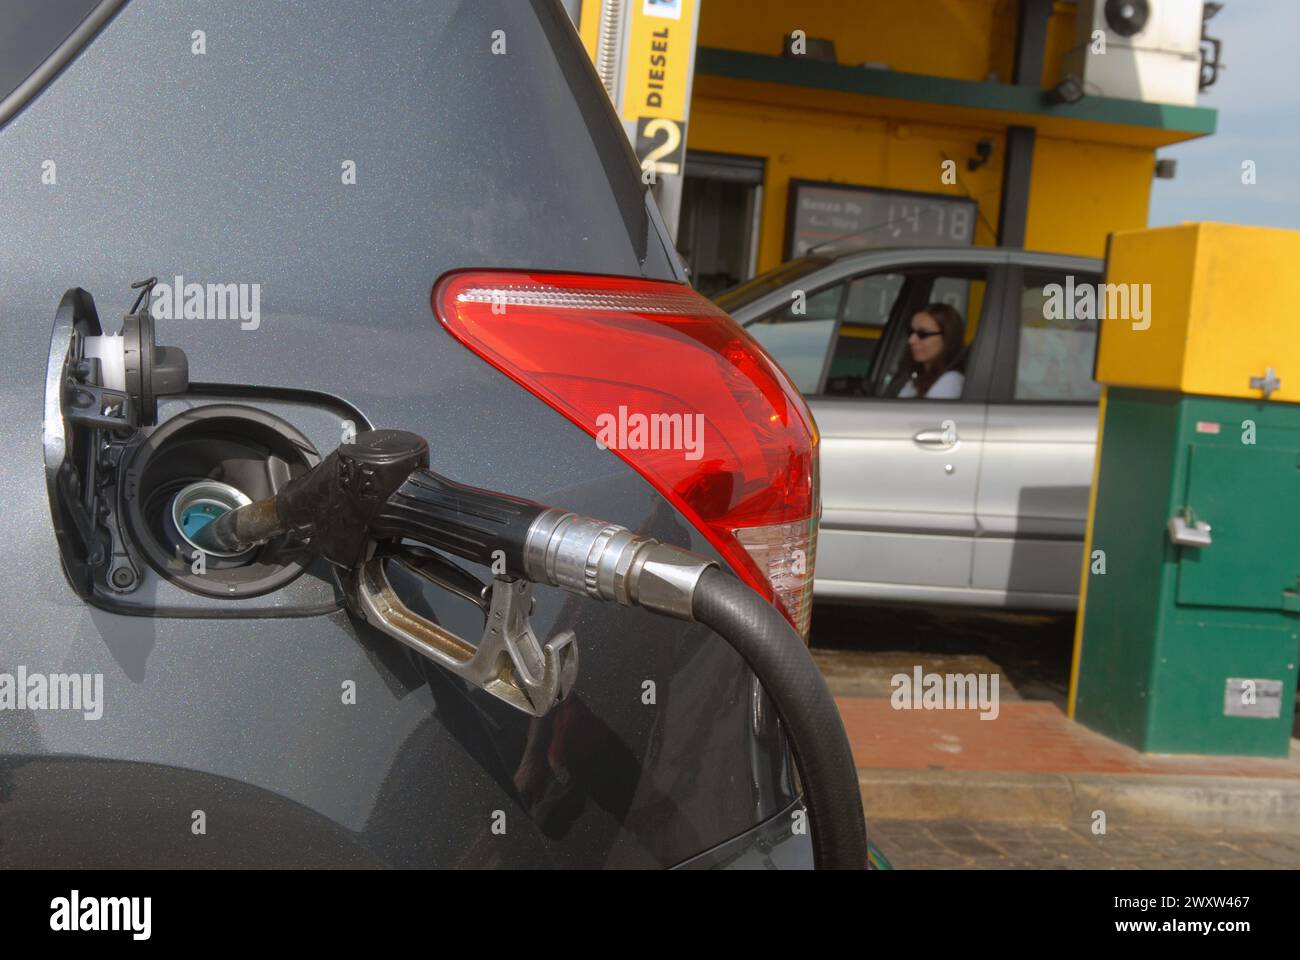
[433,271,820,639]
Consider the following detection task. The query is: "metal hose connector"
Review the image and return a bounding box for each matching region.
[522,508,716,621]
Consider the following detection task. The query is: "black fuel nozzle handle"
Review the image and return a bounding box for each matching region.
[368,468,549,576]
[286,429,437,569]
[190,429,547,573]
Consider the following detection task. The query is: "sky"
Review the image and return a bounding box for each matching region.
[1147,0,1300,229]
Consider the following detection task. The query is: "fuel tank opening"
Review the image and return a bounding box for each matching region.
[120,404,320,598]
[168,480,254,559]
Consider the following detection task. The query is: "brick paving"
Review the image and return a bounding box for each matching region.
[868,818,1300,869]
[836,697,1300,777]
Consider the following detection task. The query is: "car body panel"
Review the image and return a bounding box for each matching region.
[815,397,986,592]
[672,797,815,870]
[0,0,804,868]
[974,403,1098,601]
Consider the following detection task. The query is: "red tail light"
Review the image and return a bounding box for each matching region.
[432,271,820,639]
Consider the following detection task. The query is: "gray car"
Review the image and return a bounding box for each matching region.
[1,0,867,870]
[719,246,1104,611]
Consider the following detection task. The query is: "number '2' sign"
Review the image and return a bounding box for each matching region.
[636,117,683,177]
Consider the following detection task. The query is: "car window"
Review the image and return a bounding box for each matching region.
[823,272,903,395]
[746,284,844,393]
[869,269,991,401]
[1014,271,1103,402]
[931,276,985,344]
[842,272,904,328]
[0,0,102,109]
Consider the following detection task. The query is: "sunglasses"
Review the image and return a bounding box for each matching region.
[908,328,942,340]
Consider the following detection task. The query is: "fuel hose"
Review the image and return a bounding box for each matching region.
[689,567,868,869]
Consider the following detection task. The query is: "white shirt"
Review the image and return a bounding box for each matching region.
[897,370,964,399]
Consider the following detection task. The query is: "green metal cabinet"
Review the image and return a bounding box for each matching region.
[1075,389,1300,756]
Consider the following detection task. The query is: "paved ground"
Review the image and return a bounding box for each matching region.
[869,818,1300,869]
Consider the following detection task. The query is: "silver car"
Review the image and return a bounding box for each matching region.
[718,247,1103,611]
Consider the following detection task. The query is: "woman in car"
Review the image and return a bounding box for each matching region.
[895,302,966,399]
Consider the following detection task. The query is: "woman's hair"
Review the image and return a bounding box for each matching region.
[897,302,966,397]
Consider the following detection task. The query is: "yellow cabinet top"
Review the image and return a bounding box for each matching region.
[1095,222,1300,402]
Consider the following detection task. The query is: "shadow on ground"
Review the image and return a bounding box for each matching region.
[810,601,1077,710]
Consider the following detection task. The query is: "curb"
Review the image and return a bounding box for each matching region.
[859,768,1300,833]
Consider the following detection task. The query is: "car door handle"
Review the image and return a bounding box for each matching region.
[913,426,957,448]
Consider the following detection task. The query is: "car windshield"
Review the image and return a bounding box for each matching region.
[713,256,832,313]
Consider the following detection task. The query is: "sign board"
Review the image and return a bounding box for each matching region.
[621,0,698,177]
[786,181,978,258]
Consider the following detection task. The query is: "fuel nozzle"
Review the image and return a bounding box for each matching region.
[188,429,432,562]
[187,427,713,719]
[190,428,715,619]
